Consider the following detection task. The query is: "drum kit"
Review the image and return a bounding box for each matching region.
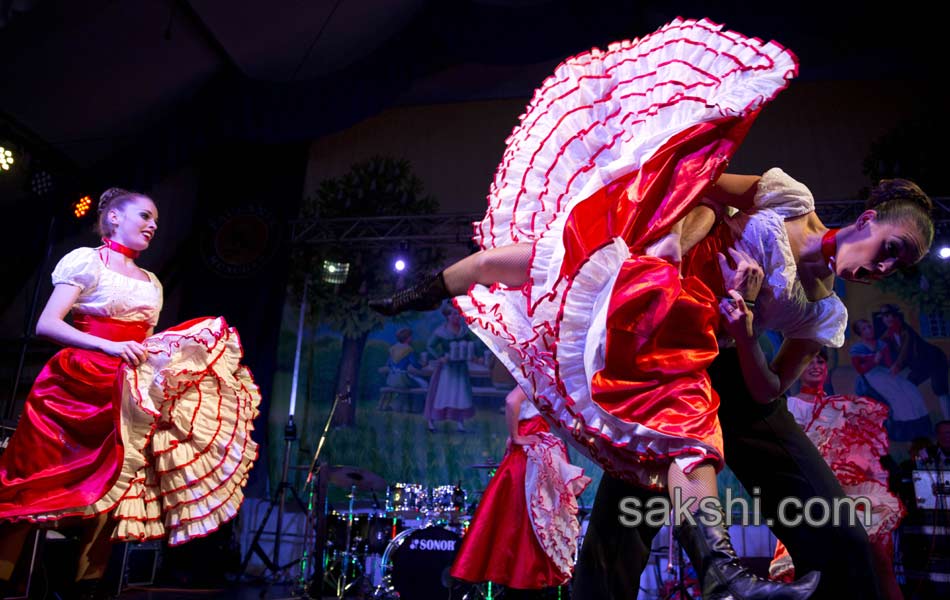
[319,464,484,600]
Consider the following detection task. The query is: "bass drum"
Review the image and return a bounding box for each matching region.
[377,524,473,600]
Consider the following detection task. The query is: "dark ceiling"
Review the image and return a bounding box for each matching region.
[0,0,938,173]
[0,0,943,350]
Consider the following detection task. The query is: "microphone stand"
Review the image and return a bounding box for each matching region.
[239,419,310,587]
[299,382,350,598]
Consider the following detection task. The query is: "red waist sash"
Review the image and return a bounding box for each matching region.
[73,313,150,343]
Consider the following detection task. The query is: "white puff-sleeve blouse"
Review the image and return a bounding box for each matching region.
[721,168,847,348]
[51,247,163,327]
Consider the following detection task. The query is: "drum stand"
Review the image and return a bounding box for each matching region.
[459,582,494,599]
[323,485,367,599]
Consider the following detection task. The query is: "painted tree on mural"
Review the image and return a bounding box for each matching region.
[290,156,442,426]
[862,108,950,314]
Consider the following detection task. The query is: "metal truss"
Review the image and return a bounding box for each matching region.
[291,198,950,247]
[816,197,950,231]
[291,213,483,248]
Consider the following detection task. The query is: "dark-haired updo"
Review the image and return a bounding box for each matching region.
[866,178,935,251]
[96,187,146,237]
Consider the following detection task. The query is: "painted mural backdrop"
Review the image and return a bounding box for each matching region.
[262,156,601,514]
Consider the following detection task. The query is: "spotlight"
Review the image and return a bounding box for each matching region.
[0,146,13,171]
[938,246,950,260]
[394,258,407,272]
[72,196,92,219]
[321,259,350,285]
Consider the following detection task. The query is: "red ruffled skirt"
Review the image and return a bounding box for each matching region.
[0,314,261,545]
[451,416,581,589]
[455,17,798,488]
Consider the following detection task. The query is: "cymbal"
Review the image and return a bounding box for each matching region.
[326,465,387,492]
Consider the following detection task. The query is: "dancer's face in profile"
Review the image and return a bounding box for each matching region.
[835,212,927,283]
[800,354,828,389]
[110,196,159,251]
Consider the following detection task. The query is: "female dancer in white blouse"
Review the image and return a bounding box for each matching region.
[0,189,260,599]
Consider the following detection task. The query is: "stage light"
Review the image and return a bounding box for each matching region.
[31,170,54,196]
[394,258,407,272]
[0,146,13,171]
[321,259,350,285]
[72,195,92,219]
[938,246,950,260]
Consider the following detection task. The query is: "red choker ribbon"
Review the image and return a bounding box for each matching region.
[102,237,140,259]
[820,228,839,269]
[799,385,825,397]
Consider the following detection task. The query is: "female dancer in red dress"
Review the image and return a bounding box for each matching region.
[371,17,934,599]
[0,188,261,598]
[771,349,905,599]
[450,386,589,591]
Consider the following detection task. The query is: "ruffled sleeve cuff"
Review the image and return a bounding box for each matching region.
[753,168,816,218]
[51,247,100,292]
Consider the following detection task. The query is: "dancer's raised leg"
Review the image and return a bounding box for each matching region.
[369,243,533,315]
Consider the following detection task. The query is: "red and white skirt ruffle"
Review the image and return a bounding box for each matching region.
[455,17,797,488]
[770,395,906,580]
[0,315,261,546]
[450,416,590,588]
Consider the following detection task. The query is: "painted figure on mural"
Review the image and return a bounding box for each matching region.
[378,326,428,413]
[878,303,950,418]
[849,317,931,440]
[424,302,476,432]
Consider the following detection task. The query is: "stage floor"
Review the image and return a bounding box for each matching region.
[120,583,323,599]
[114,581,557,599]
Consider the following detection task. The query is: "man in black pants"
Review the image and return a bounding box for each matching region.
[572,349,883,599]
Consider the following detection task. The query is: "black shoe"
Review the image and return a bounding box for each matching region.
[368,271,450,316]
[674,505,820,600]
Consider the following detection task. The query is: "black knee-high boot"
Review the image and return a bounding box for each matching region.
[674,506,820,600]
[368,271,450,315]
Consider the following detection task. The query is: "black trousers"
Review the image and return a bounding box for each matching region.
[908,341,949,396]
[572,348,883,600]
